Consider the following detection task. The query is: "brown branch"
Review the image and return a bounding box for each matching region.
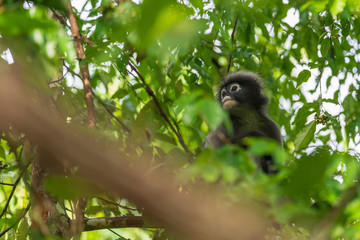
[92,92,131,133]
[63,63,82,79]
[50,8,68,26]
[80,34,94,48]
[127,61,191,157]
[227,15,239,74]
[0,163,30,219]
[0,182,15,186]
[67,3,96,237]
[0,203,30,238]
[82,216,147,231]
[67,2,96,129]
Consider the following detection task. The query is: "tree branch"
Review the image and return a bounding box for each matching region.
[0,182,15,186]
[92,92,131,133]
[82,216,148,231]
[67,3,96,237]
[67,2,96,129]
[97,197,139,212]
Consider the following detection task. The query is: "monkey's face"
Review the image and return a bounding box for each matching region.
[220,82,242,111]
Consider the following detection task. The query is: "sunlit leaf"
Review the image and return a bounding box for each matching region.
[294,120,316,151]
[320,37,331,57]
[329,0,347,16]
[297,69,311,85]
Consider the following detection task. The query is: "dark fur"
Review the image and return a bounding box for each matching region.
[216,71,268,108]
[205,71,282,174]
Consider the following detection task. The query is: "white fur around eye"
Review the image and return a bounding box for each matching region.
[229,83,241,92]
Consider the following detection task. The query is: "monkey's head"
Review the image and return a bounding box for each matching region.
[217,71,268,113]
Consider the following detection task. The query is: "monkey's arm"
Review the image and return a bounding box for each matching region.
[204,125,232,148]
[260,116,282,145]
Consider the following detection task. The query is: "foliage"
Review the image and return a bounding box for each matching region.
[1,0,360,239]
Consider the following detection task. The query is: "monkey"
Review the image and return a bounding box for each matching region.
[204,71,282,174]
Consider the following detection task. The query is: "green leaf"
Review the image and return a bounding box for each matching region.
[0,11,56,36]
[324,111,341,130]
[0,145,5,160]
[329,0,347,16]
[301,0,328,13]
[44,176,103,200]
[343,155,359,187]
[286,147,333,200]
[348,0,360,11]
[246,138,278,156]
[16,219,29,240]
[200,99,228,130]
[292,102,318,131]
[294,120,316,151]
[297,69,311,85]
[320,37,331,57]
[189,0,204,9]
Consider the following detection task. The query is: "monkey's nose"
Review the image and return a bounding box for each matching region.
[222,96,232,104]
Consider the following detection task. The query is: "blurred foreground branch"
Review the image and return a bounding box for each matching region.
[0,66,267,240]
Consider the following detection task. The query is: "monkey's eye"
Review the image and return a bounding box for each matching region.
[221,89,227,98]
[229,83,241,92]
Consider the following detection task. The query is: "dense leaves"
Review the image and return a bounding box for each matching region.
[1,0,360,239]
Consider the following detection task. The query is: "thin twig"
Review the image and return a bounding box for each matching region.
[63,63,82,79]
[0,182,15,187]
[92,91,131,133]
[118,70,145,104]
[128,61,191,156]
[49,69,69,84]
[80,34,94,48]
[0,163,30,219]
[50,8,68,26]
[0,203,30,238]
[97,197,139,211]
[51,10,94,48]
[227,15,239,74]
[108,228,130,239]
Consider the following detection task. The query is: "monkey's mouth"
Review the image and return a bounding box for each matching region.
[222,96,233,104]
[222,97,237,110]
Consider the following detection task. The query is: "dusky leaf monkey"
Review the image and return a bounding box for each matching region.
[205,71,282,174]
